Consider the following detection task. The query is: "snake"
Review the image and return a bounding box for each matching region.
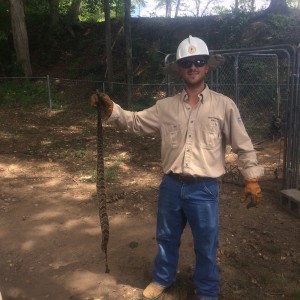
[96,92,110,273]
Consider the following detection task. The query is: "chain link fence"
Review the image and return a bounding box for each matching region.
[165,45,299,190]
[209,52,289,185]
[0,45,299,190]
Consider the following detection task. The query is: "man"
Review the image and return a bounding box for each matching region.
[91,36,263,300]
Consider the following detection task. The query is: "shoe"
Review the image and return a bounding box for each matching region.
[142,282,166,299]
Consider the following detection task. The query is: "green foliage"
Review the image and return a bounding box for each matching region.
[290,290,300,300]
[215,12,250,49]
[103,152,127,183]
[59,0,72,15]
[24,0,49,14]
[267,13,294,33]
[287,0,300,8]
[3,0,300,82]
[0,80,66,108]
[130,95,155,111]
[80,0,104,22]
[104,165,120,183]
[0,0,9,20]
[0,0,12,76]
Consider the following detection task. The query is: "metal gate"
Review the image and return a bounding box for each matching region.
[165,45,300,191]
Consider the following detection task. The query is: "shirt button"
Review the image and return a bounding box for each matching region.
[191,120,194,123]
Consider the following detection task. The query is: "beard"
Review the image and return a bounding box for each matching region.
[183,73,205,88]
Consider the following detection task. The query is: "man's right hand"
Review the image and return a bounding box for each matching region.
[91,92,114,120]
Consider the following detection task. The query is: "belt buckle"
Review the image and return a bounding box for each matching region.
[178,174,186,182]
[179,174,195,184]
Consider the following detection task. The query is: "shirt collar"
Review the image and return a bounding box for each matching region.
[181,85,210,103]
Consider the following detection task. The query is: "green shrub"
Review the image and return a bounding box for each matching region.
[0,79,66,108]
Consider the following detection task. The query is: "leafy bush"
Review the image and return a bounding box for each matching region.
[130,95,156,111]
[0,79,66,108]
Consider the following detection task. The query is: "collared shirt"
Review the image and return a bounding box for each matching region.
[108,85,264,179]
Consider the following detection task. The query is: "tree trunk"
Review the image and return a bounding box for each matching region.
[250,0,255,12]
[201,0,215,16]
[195,0,200,16]
[67,0,81,25]
[9,0,32,77]
[125,0,133,108]
[267,0,290,14]
[48,0,59,27]
[64,0,82,37]
[175,0,181,17]
[166,0,172,17]
[234,0,239,11]
[104,0,113,91]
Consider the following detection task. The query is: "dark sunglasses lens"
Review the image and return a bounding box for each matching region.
[194,60,206,67]
[179,60,193,68]
[178,59,206,68]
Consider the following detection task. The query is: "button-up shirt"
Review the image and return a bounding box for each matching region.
[107,85,264,179]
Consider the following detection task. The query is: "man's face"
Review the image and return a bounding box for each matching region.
[177,55,209,88]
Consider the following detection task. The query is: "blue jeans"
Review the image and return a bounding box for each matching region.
[152,174,220,299]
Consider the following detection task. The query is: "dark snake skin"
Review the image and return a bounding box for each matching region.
[96,94,110,273]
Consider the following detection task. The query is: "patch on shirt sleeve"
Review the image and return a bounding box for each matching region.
[237,116,242,123]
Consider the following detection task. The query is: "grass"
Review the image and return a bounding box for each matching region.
[74,147,85,158]
[264,243,282,255]
[79,154,124,184]
[0,79,66,108]
[290,290,300,300]
[104,165,120,183]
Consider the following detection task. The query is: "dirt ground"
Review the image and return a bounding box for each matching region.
[0,104,299,300]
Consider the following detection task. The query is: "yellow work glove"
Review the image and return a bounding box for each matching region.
[240,178,262,208]
[90,91,114,120]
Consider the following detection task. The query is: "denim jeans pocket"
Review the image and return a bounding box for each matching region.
[202,180,219,200]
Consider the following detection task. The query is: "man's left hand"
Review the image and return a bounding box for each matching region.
[240,178,262,208]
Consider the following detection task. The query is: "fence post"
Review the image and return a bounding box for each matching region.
[46,75,52,109]
[234,55,239,107]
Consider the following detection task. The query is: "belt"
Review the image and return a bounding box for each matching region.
[168,172,209,184]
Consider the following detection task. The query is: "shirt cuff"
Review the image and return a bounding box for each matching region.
[241,166,264,180]
[107,102,120,122]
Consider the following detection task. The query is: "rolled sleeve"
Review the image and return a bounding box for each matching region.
[107,102,160,135]
[223,100,264,180]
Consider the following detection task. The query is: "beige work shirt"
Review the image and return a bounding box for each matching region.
[108,85,264,179]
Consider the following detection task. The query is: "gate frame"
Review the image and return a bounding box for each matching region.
[165,44,300,191]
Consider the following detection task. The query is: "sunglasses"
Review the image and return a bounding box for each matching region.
[177,59,207,69]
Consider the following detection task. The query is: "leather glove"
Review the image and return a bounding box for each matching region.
[240,178,262,208]
[207,54,225,70]
[90,91,114,120]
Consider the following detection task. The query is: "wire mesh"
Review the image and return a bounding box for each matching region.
[165,46,298,187]
[0,45,299,189]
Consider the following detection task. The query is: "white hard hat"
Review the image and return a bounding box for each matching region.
[176,35,209,61]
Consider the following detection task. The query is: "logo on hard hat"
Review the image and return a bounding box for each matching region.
[188,45,197,54]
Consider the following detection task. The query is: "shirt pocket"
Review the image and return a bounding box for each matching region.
[165,124,181,148]
[199,119,221,149]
